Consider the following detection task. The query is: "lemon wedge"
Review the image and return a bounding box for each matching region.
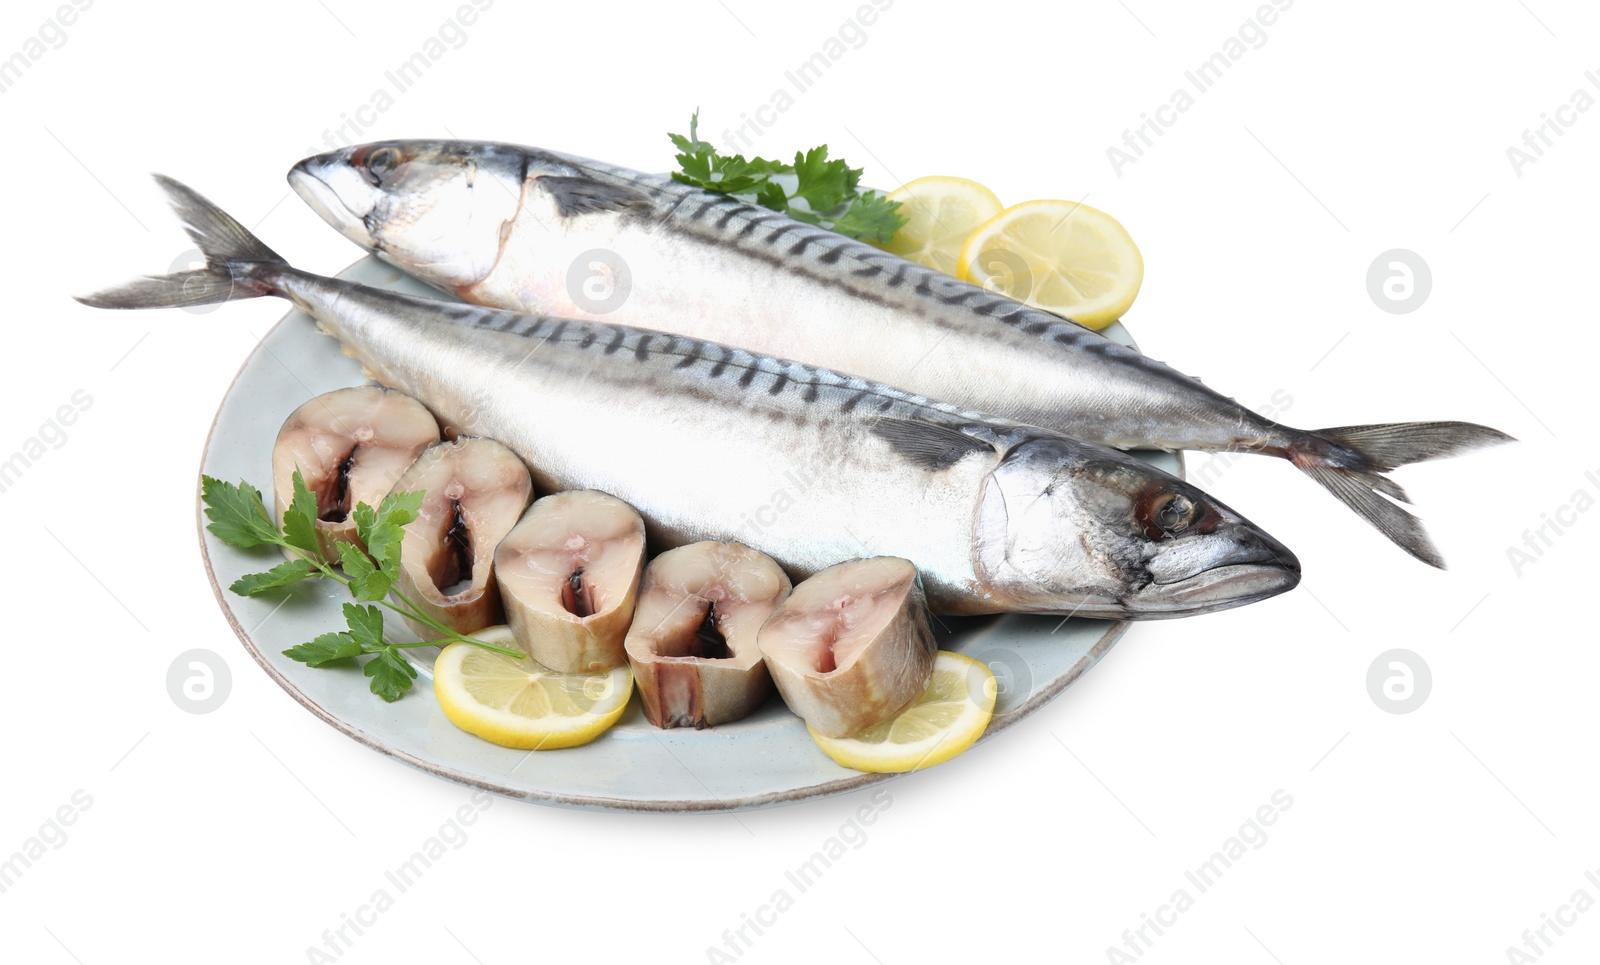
[807,651,995,773]
[957,199,1143,330]
[878,176,1004,275]
[433,626,632,750]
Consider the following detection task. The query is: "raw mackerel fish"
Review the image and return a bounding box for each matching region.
[289,140,1511,567]
[81,178,1300,619]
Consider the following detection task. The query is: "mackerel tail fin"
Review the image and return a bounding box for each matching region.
[75,175,287,310]
[1297,421,1516,569]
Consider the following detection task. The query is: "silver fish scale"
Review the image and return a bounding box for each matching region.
[363,277,1035,450]
[542,152,1177,373]
[278,271,1027,607]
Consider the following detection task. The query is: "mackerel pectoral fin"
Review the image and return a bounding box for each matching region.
[869,419,997,471]
[536,175,651,216]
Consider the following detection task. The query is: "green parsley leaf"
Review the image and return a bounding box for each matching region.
[789,145,856,214]
[363,648,418,702]
[283,601,412,699]
[336,541,391,602]
[230,559,317,597]
[284,631,363,667]
[671,112,783,193]
[350,501,377,544]
[667,110,716,156]
[380,489,425,526]
[200,476,282,549]
[280,469,324,557]
[666,114,906,243]
[755,180,788,212]
[831,190,906,245]
[718,154,784,195]
[355,490,423,583]
[218,473,516,702]
[342,602,386,651]
[673,149,712,185]
[785,205,822,226]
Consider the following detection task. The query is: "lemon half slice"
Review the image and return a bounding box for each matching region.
[878,176,1004,275]
[808,651,996,773]
[433,626,632,750]
[957,199,1143,330]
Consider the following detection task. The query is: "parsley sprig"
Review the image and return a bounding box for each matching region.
[669,112,907,244]
[201,472,524,702]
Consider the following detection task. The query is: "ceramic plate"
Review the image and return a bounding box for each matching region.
[197,257,1182,812]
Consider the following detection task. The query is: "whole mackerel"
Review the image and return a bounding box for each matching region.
[82,178,1300,619]
[289,140,1512,567]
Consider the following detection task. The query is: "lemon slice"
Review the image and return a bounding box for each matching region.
[433,626,632,750]
[878,176,1003,275]
[807,651,996,773]
[957,199,1143,330]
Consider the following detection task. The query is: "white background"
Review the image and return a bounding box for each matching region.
[1,1,1594,962]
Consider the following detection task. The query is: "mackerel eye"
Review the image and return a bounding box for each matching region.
[1153,492,1198,534]
[364,147,401,184]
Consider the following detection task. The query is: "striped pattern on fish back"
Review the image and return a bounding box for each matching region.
[349,278,1039,448]
[541,151,1173,372]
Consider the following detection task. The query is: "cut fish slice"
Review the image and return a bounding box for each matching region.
[624,541,791,729]
[271,386,439,559]
[390,438,533,636]
[758,557,937,739]
[494,490,647,673]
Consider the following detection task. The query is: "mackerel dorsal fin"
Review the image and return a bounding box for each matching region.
[870,418,995,471]
[536,175,650,216]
